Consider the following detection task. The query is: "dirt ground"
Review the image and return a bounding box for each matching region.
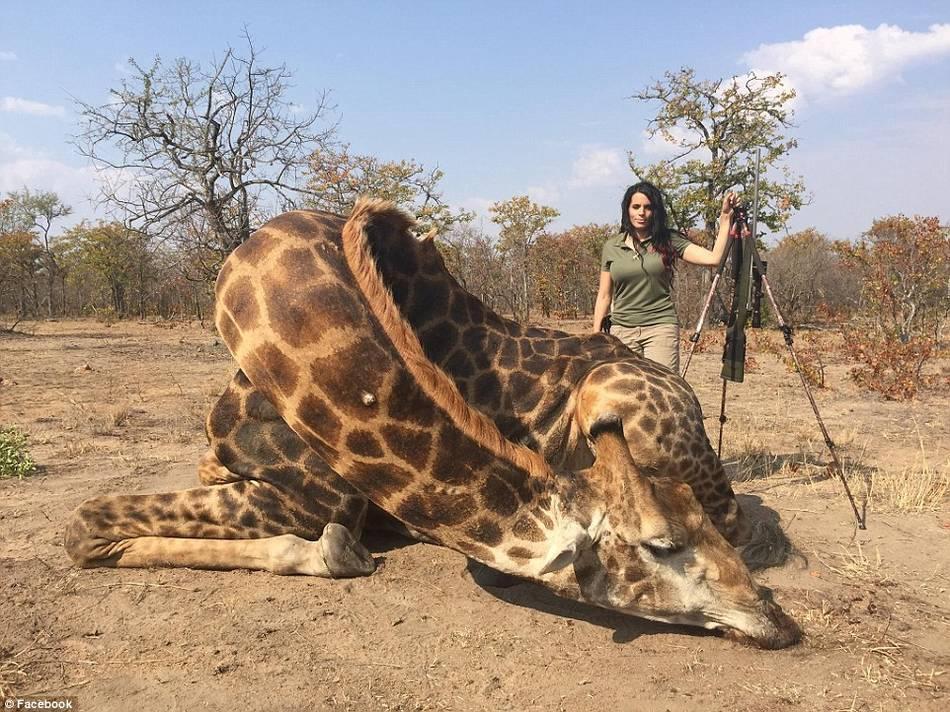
[1,319,948,711]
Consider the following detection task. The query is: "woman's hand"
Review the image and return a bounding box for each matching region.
[682,192,738,267]
[721,191,738,217]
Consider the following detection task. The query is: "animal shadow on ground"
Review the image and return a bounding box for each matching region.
[356,531,721,645]
[723,450,835,484]
[462,558,722,645]
[735,493,803,571]
[361,529,419,555]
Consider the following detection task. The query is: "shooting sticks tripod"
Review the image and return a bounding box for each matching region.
[680,203,867,530]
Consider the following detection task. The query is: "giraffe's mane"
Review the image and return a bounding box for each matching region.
[342,197,557,482]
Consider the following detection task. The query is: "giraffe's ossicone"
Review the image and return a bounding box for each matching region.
[65,200,800,649]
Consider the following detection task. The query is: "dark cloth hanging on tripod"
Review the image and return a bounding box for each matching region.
[721,230,753,382]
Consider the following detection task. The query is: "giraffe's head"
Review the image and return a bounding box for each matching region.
[544,417,800,649]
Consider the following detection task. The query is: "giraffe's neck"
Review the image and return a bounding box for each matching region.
[364,223,630,457]
[214,205,597,581]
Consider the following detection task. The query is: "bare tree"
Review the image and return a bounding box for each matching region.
[766,228,858,325]
[439,223,508,311]
[75,32,335,275]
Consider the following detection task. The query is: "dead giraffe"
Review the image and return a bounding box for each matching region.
[201,206,749,549]
[208,206,752,552]
[66,200,800,648]
[353,212,750,547]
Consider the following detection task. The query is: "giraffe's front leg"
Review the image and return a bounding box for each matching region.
[196,449,242,486]
[573,362,749,547]
[64,482,375,578]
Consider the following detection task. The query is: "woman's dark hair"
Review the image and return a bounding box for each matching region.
[620,181,676,269]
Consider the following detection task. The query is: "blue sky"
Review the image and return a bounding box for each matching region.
[1,1,948,243]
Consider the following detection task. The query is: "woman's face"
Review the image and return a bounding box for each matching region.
[628,192,653,233]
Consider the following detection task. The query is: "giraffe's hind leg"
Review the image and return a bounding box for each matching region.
[64,481,375,578]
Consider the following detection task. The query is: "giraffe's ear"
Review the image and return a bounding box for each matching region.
[537,519,591,576]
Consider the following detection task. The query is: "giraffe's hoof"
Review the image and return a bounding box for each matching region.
[321,523,376,578]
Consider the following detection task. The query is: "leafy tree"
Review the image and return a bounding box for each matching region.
[306,144,472,235]
[489,196,559,323]
[0,230,42,325]
[58,222,156,317]
[533,224,612,318]
[5,189,71,316]
[75,33,333,269]
[629,68,806,243]
[841,216,949,341]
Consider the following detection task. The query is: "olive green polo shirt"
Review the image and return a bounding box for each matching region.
[600,232,693,327]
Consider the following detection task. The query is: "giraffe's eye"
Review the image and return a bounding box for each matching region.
[641,539,681,558]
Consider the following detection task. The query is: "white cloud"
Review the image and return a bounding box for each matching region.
[0,51,16,61]
[526,183,561,205]
[0,132,32,159]
[0,157,103,224]
[0,137,104,223]
[459,196,494,214]
[743,23,950,100]
[568,146,626,188]
[0,96,66,117]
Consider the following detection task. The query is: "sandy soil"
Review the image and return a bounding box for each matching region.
[1,319,948,711]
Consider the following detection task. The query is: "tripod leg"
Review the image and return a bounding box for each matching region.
[717,379,728,458]
[755,266,867,529]
[681,231,736,378]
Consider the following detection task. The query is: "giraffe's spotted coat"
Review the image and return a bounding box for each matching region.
[63,201,799,649]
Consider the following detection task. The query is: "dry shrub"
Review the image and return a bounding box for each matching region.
[784,332,828,389]
[680,329,724,355]
[748,328,829,389]
[61,439,100,458]
[93,305,118,325]
[89,412,116,436]
[845,331,942,401]
[837,215,949,400]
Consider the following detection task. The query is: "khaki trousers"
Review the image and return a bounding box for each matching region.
[611,323,680,373]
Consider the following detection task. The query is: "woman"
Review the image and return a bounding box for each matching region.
[592,181,737,372]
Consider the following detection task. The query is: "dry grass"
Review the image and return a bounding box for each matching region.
[863,427,950,514]
[110,403,133,427]
[792,589,946,699]
[60,439,102,459]
[867,461,950,513]
[722,432,831,484]
[801,543,946,694]
[812,540,891,587]
[0,645,31,698]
